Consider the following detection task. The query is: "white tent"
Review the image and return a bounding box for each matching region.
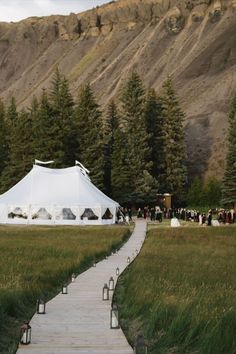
[0,164,119,225]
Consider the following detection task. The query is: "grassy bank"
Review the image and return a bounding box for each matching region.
[0,225,130,353]
[116,226,236,354]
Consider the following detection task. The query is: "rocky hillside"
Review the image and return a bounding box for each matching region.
[0,0,236,179]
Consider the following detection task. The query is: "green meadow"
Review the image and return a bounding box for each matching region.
[0,225,130,353]
[116,226,236,354]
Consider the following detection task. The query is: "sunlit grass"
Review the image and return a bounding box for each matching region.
[0,225,130,353]
[116,227,236,354]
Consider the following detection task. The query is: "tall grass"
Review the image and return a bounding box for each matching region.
[0,225,130,353]
[116,227,236,354]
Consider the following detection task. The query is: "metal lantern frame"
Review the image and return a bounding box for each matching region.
[62,284,68,294]
[116,267,120,276]
[20,322,31,345]
[110,303,120,329]
[71,273,76,282]
[109,276,115,291]
[102,283,109,300]
[36,298,46,314]
[127,256,131,264]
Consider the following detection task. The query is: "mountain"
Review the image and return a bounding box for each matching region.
[0,0,236,180]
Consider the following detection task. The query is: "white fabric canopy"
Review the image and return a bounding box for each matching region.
[0,165,119,225]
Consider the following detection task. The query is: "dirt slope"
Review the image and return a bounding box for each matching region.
[0,0,236,179]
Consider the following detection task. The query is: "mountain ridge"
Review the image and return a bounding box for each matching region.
[0,0,236,179]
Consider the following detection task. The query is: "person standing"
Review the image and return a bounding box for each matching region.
[137,208,142,218]
[128,208,132,221]
[207,209,212,226]
[150,207,155,221]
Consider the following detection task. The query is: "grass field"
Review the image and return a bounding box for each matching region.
[116,226,236,354]
[0,225,130,353]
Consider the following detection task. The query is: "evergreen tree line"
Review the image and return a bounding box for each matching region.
[0,70,187,205]
[186,177,222,207]
[187,89,236,209]
[222,90,236,208]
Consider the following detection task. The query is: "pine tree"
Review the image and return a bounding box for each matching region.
[0,98,19,192]
[12,110,35,174]
[4,97,18,156]
[1,109,34,192]
[144,88,164,180]
[0,100,7,180]
[204,178,222,206]
[111,127,130,203]
[103,100,119,196]
[187,177,204,206]
[120,71,154,203]
[50,68,76,166]
[135,170,159,204]
[159,76,186,203]
[74,84,105,190]
[29,96,40,164]
[33,89,64,166]
[6,97,18,128]
[222,91,236,208]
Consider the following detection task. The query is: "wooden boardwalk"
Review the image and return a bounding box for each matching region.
[17,220,147,354]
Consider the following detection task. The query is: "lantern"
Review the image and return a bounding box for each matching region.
[110,303,120,329]
[36,299,46,314]
[127,256,130,264]
[102,283,109,300]
[20,322,31,345]
[116,267,120,276]
[93,261,96,267]
[71,273,76,282]
[62,284,68,294]
[109,277,115,291]
[134,334,148,354]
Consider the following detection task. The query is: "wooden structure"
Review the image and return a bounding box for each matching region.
[17,220,147,354]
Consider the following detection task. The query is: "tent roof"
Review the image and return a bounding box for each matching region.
[0,165,119,207]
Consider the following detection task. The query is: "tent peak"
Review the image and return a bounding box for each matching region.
[34,159,54,166]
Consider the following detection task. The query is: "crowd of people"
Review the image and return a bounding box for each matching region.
[171,208,236,225]
[119,206,236,226]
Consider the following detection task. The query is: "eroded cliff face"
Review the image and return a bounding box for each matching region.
[0,0,236,179]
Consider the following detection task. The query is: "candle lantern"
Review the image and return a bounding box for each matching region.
[36,299,46,314]
[20,322,31,345]
[110,303,120,329]
[71,273,76,282]
[62,284,68,294]
[109,276,115,291]
[102,283,109,300]
[116,267,120,276]
[133,334,148,354]
[127,256,130,264]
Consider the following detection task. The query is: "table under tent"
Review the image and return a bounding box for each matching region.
[0,162,119,225]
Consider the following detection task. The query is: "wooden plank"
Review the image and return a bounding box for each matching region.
[17,220,147,354]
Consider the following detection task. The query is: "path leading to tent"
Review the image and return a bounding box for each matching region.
[17,219,147,354]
